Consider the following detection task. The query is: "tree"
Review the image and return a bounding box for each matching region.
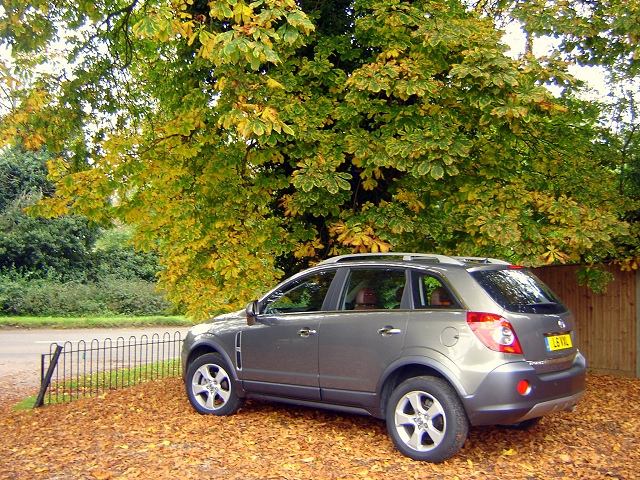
[473,0,640,80]
[0,146,162,283]
[595,88,640,274]
[92,226,162,281]
[0,146,98,281]
[0,0,636,318]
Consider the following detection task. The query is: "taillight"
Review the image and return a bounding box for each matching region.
[467,312,523,354]
[517,379,531,395]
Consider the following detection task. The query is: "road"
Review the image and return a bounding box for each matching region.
[0,327,190,400]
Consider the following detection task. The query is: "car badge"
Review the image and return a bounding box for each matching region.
[558,320,566,330]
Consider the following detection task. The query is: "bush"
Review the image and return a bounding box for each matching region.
[0,276,175,317]
[0,276,29,315]
[1,147,100,282]
[0,148,167,314]
[90,247,160,282]
[101,277,173,316]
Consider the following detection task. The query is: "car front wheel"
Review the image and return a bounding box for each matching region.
[386,376,469,462]
[186,353,245,416]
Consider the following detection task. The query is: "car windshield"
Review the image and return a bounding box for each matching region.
[471,268,568,314]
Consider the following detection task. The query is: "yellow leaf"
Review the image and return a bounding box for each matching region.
[501,448,517,456]
[266,78,284,89]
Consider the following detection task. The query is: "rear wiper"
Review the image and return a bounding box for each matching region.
[527,302,558,308]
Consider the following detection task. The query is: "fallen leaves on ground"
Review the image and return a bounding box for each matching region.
[0,374,638,479]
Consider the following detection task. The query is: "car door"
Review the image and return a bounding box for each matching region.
[319,267,409,407]
[240,269,337,401]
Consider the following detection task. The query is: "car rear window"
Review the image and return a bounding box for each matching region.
[471,268,568,314]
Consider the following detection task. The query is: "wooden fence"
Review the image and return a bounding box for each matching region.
[532,264,639,378]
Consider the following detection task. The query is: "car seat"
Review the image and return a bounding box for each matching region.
[430,287,452,306]
[354,288,379,309]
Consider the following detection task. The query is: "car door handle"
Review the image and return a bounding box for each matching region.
[298,327,317,338]
[378,326,402,336]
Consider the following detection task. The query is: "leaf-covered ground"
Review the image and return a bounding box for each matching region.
[1,374,638,479]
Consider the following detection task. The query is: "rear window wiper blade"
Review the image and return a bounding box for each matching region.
[526,302,558,308]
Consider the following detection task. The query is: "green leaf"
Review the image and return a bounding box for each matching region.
[416,160,431,177]
[132,17,155,38]
[430,162,445,180]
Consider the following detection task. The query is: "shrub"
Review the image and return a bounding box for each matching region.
[101,277,173,316]
[0,276,29,315]
[0,276,174,317]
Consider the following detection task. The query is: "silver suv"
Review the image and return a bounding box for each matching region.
[181,253,586,462]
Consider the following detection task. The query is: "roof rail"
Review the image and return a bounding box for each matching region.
[319,253,511,266]
[451,256,511,266]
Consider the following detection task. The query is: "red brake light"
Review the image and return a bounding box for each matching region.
[517,379,531,395]
[467,312,523,354]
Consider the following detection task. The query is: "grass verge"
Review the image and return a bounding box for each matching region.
[14,396,37,410]
[43,359,181,406]
[14,360,182,411]
[0,315,193,329]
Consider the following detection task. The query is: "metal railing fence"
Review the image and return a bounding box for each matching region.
[36,331,183,407]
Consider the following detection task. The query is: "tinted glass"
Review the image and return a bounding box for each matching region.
[340,268,406,310]
[413,274,459,309]
[471,268,567,314]
[263,270,336,314]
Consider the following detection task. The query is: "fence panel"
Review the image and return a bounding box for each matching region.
[38,331,183,406]
[533,264,638,377]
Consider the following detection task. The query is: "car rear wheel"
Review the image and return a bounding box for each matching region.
[386,376,468,462]
[186,353,244,416]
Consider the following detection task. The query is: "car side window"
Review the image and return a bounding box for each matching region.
[339,268,406,310]
[262,270,336,315]
[413,273,456,309]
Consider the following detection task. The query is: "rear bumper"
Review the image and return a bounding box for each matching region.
[463,352,586,426]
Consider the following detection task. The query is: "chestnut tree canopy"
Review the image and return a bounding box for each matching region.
[1,0,638,317]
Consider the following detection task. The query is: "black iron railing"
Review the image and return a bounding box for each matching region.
[36,331,183,407]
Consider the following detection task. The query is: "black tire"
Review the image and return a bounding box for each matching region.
[185,353,245,416]
[386,376,469,462]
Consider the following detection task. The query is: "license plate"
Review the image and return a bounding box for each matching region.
[545,333,572,351]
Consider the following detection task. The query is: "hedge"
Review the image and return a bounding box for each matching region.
[0,276,175,317]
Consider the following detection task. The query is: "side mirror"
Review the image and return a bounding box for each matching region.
[246,300,259,326]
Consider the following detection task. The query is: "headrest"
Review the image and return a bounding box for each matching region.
[355,288,378,306]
